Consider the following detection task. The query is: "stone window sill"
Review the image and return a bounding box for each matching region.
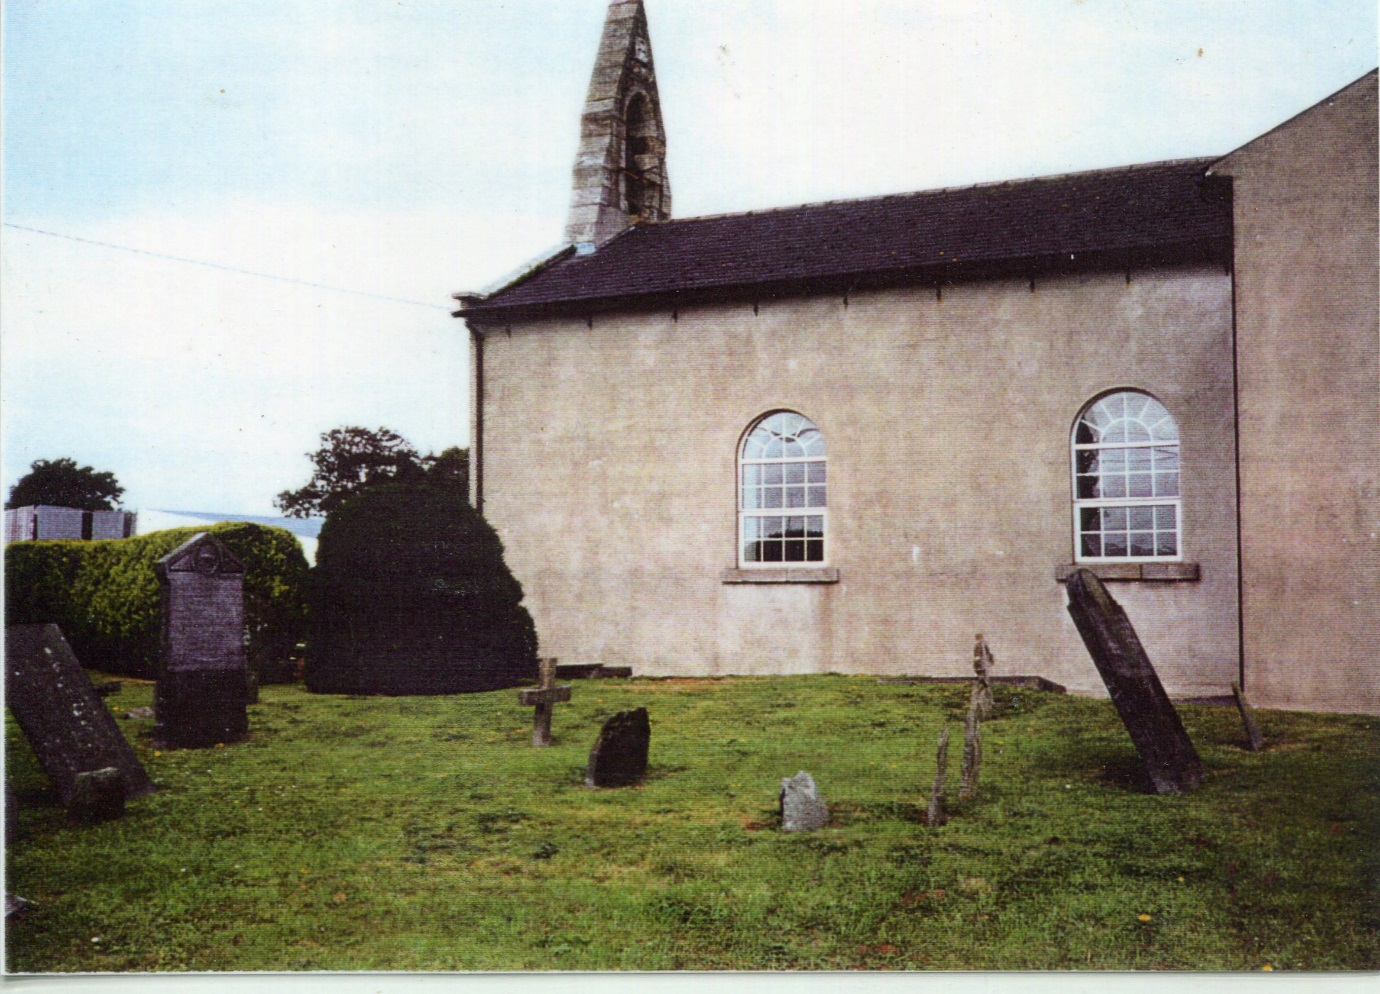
[721,567,840,584]
[1055,562,1200,582]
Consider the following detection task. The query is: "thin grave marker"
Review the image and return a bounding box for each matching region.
[1064,568,1206,794]
[518,657,571,747]
[4,624,155,811]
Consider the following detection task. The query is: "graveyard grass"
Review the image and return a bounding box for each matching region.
[6,676,1378,972]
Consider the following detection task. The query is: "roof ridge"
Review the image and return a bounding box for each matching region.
[635,156,1222,229]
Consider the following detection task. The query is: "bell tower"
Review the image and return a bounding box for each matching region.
[565,0,672,248]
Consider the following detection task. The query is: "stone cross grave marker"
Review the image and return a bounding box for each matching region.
[154,533,249,749]
[1064,568,1206,794]
[586,707,650,787]
[518,657,571,747]
[4,624,155,813]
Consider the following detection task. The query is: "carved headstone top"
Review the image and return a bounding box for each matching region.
[1064,568,1205,794]
[155,533,246,673]
[155,532,245,578]
[4,624,155,806]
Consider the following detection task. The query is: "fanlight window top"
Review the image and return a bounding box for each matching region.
[1076,393,1179,446]
[742,412,826,460]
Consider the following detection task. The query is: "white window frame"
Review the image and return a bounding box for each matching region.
[1071,391,1183,564]
[738,411,828,568]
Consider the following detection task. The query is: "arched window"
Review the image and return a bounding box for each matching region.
[1073,391,1181,561]
[740,412,826,565]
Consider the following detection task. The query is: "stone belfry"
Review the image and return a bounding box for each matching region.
[565,0,672,248]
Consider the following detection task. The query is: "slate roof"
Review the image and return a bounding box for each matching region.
[459,157,1231,320]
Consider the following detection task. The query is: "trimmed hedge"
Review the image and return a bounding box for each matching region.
[5,522,309,680]
[305,484,538,695]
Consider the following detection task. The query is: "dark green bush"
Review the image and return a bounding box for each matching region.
[305,484,538,695]
[4,523,309,680]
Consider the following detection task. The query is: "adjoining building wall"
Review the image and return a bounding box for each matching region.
[2,506,136,543]
[1210,72,1380,712]
[476,263,1239,696]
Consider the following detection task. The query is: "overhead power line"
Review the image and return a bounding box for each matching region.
[2,222,450,311]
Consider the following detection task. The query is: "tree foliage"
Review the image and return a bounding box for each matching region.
[6,458,124,511]
[274,427,469,519]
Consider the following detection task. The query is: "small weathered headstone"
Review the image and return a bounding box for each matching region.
[518,657,571,747]
[779,771,829,832]
[122,706,154,720]
[972,634,995,718]
[1064,569,1206,794]
[585,707,650,787]
[4,624,155,809]
[68,767,125,823]
[1231,682,1265,752]
[959,704,983,803]
[927,727,950,826]
[154,533,249,749]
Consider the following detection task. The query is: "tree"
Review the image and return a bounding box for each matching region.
[274,427,469,518]
[6,458,124,511]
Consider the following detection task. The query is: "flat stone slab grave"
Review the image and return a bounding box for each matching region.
[4,624,155,810]
[154,532,249,749]
[586,707,650,787]
[518,657,571,747]
[1064,568,1206,794]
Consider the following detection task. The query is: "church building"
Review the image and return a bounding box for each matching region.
[455,1,1378,712]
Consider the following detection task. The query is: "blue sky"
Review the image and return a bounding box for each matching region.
[3,0,1375,515]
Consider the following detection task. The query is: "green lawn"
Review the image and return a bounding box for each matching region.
[5,674,1377,971]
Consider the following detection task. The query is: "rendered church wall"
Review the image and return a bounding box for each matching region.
[476,263,1238,697]
[1211,72,1379,713]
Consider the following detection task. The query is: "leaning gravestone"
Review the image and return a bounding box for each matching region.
[779,771,829,832]
[1064,569,1206,794]
[585,708,650,787]
[4,624,155,810]
[154,533,249,749]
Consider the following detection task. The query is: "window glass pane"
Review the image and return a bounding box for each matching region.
[1077,451,1101,474]
[806,541,824,562]
[1124,422,1152,443]
[1129,507,1154,530]
[763,465,783,484]
[1130,532,1155,556]
[1101,476,1127,498]
[1104,508,1127,530]
[1100,450,1126,472]
[764,487,782,509]
[1126,448,1152,471]
[1124,394,1148,420]
[806,516,824,538]
[1075,422,1099,444]
[1155,473,1179,497]
[786,487,806,508]
[1077,475,1100,499]
[784,441,805,458]
[743,465,761,486]
[1152,447,1178,471]
[742,486,759,510]
[807,485,826,507]
[1128,474,1153,497]
[781,413,804,436]
[1081,534,1101,557]
[1080,507,1102,531]
[743,518,759,540]
[763,412,786,434]
[1155,505,1177,530]
[807,462,826,483]
[800,432,825,456]
[785,463,805,484]
[784,540,805,561]
[743,541,760,562]
[1156,534,1178,556]
[763,517,785,539]
[764,438,783,458]
[762,542,783,562]
[1102,423,1127,443]
[1104,533,1128,556]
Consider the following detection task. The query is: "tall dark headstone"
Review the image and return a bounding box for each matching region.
[1064,569,1206,794]
[154,533,249,749]
[4,624,155,808]
[585,707,650,787]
